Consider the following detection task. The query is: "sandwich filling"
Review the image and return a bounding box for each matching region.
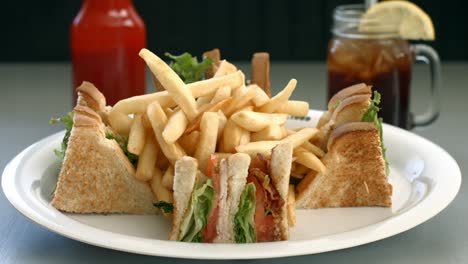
[202,156,221,242]
[234,182,256,243]
[178,155,220,243]
[178,179,214,242]
[246,154,285,242]
[177,153,286,243]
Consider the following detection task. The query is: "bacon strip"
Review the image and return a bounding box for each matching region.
[247,154,285,242]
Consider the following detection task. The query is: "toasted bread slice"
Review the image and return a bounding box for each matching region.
[203,48,221,79]
[170,156,198,241]
[251,52,271,97]
[270,143,293,241]
[51,105,157,214]
[213,158,231,243]
[296,122,392,208]
[218,153,251,243]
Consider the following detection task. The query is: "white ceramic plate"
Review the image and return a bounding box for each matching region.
[2,110,461,259]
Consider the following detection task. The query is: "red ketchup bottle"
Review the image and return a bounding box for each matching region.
[71,0,146,106]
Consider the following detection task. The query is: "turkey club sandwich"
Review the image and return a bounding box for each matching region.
[170,143,293,243]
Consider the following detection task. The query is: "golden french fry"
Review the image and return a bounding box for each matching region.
[210,85,231,104]
[141,112,152,129]
[108,110,132,136]
[275,100,309,116]
[128,114,146,155]
[296,170,318,194]
[280,125,289,138]
[185,98,231,134]
[111,91,174,115]
[231,111,288,132]
[139,49,199,121]
[222,119,245,153]
[196,95,213,107]
[195,112,220,173]
[251,125,284,142]
[287,185,296,227]
[223,87,257,117]
[162,109,188,144]
[250,84,270,107]
[178,131,200,157]
[135,132,158,181]
[150,167,174,217]
[162,166,174,190]
[251,52,271,97]
[147,101,186,165]
[111,71,243,116]
[151,74,164,92]
[230,105,254,117]
[217,111,227,140]
[295,151,326,174]
[232,84,247,98]
[281,127,319,148]
[239,129,250,145]
[291,161,310,178]
[214,60,237,77]
[301,141,325,158]
[258,79,297,113]
[188,71,244,98]
[235,140,281,157]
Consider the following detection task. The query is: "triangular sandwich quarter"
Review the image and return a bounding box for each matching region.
[51,82,157,214]
[296,122,392,208]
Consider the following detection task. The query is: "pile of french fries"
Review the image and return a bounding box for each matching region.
[105,48,326,211]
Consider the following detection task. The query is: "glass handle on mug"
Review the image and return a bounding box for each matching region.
[411,44,442,127]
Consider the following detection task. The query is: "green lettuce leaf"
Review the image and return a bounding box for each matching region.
[179,179,214,242]
[49,112,74,160]
[362,91,389,174]
[165,52,213,84]
[234,182,256,243]
[105,131,139,167]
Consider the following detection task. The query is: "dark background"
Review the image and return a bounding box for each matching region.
[2,0,467,62]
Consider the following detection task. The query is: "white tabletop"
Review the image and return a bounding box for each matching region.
[0,62,466,263]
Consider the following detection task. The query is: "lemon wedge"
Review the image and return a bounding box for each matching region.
[359,0,435,40]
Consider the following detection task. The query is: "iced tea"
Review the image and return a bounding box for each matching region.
[327,37,413,128]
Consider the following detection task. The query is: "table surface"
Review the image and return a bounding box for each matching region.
[0,62,466,264]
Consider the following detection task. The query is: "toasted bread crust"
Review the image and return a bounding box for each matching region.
[296,122,392,208]
[76,81,106,112]
[224,153,251,243]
